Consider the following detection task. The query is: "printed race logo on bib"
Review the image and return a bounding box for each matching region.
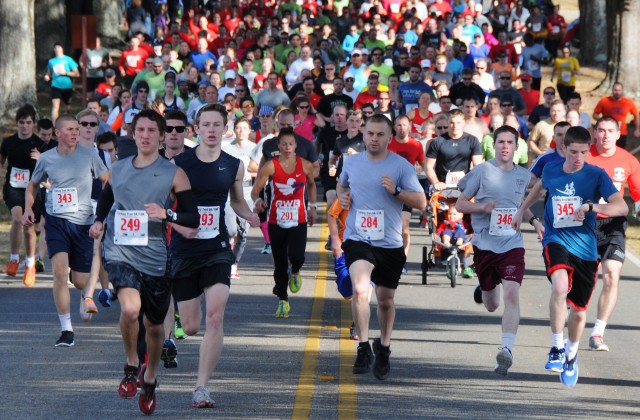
[114,210,148,246]
[489,208,517,236]
[9,167,29,188]
[52,188,78,214]
[196,206,220,239]
[552,196,582,228]
[561,71,572,83]
[276,206,298,229]
[355,210,384,241]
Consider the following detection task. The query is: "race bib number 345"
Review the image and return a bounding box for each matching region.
[114,210,148,246]
[552,196,582,228]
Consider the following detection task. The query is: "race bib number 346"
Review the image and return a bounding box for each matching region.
[114,210,148,246]
[489,208,517,236]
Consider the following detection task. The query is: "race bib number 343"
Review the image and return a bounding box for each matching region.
[114,210,148,246]
[52,188,78,214]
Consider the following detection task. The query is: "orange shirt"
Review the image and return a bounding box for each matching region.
[586,144,640,217]
[593,96,638,135]
[328,199,349,242]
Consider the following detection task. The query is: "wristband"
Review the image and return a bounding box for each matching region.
[529,215,539,226]
[254,197,263,206]
[308,202,318,209]
[587,201,593,212]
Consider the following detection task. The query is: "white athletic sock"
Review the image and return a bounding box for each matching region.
[58,313,72,332]
[25,256,35,268]
[591,319,607,337]
[552,332,564,349]
[566,340,579,361]
[501,333,516,351]
[10,253,19,262]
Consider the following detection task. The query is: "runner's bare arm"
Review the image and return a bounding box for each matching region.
[304,159,318,226]
[22,181,39,227]
[250,160,275,211]
[230,161,260,227]
[512,179,546,230]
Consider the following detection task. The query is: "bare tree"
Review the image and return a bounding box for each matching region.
[0,0,37,125]
[578,0,607,66]
[95,0,123,44]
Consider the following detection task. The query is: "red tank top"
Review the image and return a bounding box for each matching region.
[410,109,433,135]
[269,156,307,227]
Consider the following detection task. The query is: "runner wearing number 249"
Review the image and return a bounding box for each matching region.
[251,127,317,318]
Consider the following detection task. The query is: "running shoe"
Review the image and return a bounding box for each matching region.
[23,266,36,287]
[54,330,75,347]
[174,314,187,340]
[83,296,98,313]
[138,364,158,415]
[35,258,45,273]
[6,259,19,276]
[119,364,139,398]
[589,335,610,351]
[261,244,272,254]
[560,356,579,388]
[288,271,302,293]
[230,264,240,279]
[545,346,565,373]
[275,300,290,318]
[473,285,483,304]
[349,322,359,341]
[353,342,374,374]
[98,289,114,308]
[192,386,217,408]
[494,347,513,376]
[372,338,391,380]
[79,296,93,322]
[462,266,475,278]
[161,338,178,369]
[401,264,408,275]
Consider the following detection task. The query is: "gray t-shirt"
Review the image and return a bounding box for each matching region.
[31,146,108,225]
[340,151,424,248]
[457,159,529,253]
[223,140,254,188]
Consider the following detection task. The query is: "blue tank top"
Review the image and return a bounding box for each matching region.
[170,147,240,257]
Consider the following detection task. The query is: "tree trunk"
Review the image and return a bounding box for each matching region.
[35,0,67,83]
[599,0,640,98]
[0,0,37,125]
[578,0,607,66]
[95,0,123,44]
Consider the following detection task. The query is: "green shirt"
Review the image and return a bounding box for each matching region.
[481,134,529,165]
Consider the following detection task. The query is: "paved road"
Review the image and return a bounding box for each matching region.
[1,204,640,419]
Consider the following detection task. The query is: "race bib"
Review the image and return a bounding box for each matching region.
[52,188,78,214]
[529,60,539,70]
[196,206,220,239]
[499,15,506,25]
[532,22,542,32]
[561,71,572,83]
[355,209,384,241]
[53,63,66,75]
[9,167,29,188]
[276,206,298,229]
[489,208,517,236]
[90,56,103,69]
[552,25,560,34]
[390,3,400,13]
[445,171,465,186]
[126,55,139,67]
[552,196,582,228]
[114,210,148,246]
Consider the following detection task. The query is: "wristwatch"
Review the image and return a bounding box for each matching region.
[393,186,402,196]
[586,201,593,212]
[166,208,178,222]
[529,215,539,226]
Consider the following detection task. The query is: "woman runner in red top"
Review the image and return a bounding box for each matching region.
[251,127,317,318]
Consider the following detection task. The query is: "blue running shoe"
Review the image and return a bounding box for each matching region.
[560,356,579,388]
[98,289,112,308]
[545,347,565,372]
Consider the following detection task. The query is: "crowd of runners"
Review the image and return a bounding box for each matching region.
[3,0,640,415]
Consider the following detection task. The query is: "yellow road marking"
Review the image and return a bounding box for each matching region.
[339,299,357,419]
[292,219,329,418]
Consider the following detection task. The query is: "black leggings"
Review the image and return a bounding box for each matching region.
[268,223,308,300]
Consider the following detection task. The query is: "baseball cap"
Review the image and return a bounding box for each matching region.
[421,59,431,68]
[384,58,393,67]
[104,68,116,78]
[259,105,274,117]
[361,48,369,55]
[500,98,514,106]
[153,57,162,65]
[351,48,362,56]
[520,73,533,81]
[197,80,210,87]
[225,69,236,80]
[344,71,355,80]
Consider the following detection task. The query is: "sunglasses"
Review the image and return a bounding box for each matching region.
[436,126,448,130]
[80,121,99,127]
[260,113,273,118]
[501,103,513,107]
[242,104,253,109]
[166,126,186,133]
[298,105,310,109]
[500,77,511,80]
[351,53,361,57]
[476,66,486,70]
[138,89,148,93]
[346,78,355,82]
[544,91,555,95]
